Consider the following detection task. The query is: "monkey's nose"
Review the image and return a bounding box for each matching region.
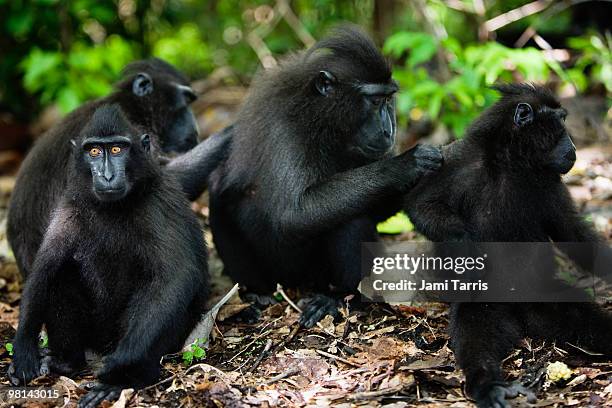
[565,149,576,162]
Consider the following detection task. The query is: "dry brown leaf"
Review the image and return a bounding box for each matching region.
[110,388,134,408]
[216,303,251,321]
[362,326,394,339]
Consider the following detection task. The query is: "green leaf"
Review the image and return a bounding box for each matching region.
[182,351,194,366]
[377,212,413,235]
[5,342,13,356]
[383,32,414,58]
[383,32,437,67]
[39,333,48,348]
[6,9,34,37]
[193,347,206,359]
[428,90,444,119]
[407,37,437,68]
[21,49,62,92]
[57,88,81,114]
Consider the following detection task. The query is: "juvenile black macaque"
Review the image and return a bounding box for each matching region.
[7,58,217,279]
[208,26,443,327]
[8,105,209,408]
[405,84,612,407]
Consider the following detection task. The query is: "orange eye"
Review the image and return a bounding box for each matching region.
[89,147,101,157]
[111,146,122,155]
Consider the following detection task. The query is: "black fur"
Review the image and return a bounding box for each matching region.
[404,83,612,407]
[8,58,203,279]
[208,26,442,327]
[7,104,209,408]
[166,125,234,201]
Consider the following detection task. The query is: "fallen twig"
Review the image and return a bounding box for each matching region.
[271,324,301,355]
[248,339,273,373]
[346,385,404,400]
[275,283,302,313]
[316,349,359,367]
[264,368,300,385]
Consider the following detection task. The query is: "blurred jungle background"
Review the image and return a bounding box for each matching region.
[0,1,611,407]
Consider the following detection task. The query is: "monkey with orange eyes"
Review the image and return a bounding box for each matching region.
[8,104,209,408]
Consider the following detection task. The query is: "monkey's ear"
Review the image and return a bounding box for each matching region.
[315,71,336,96]
[514,103,533,127]
[133,73,154,97]
[141,134,151,152]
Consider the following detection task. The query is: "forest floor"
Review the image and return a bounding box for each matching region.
[0,138,611,407]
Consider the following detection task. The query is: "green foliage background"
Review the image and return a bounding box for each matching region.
[0,0,610,134]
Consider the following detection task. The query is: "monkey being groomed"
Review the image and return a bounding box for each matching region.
[7,105,210,408]
[404,83,612,408]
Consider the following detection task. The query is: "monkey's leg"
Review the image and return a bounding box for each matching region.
[78,358,158,408]
[41,278,88,376]
[525,303,612,355]
[299,218,377,328]
[209,193,273,293]
[450,303,535,408]
[406,199,468,242]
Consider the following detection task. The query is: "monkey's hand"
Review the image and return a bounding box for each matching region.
[298,294,341,328]
[396,144,443,192]
[78,383,122,408]
[475,381,536,408]
[7,341,42,385]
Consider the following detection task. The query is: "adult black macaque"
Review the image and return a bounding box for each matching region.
[404,84,612,408]
[208,26,443,327]
[8,58,207,279]
[8,104,209,408]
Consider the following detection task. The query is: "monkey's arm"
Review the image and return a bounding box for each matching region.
[96,258,198,383]
[165,126,233,201]
[405,192,468,242]
[546,189,612,276]
[278,144,442,238]
[9,211,74,385]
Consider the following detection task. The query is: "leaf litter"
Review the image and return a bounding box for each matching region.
[0,144,611,407]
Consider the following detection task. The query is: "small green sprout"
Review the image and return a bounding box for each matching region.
[39,333,49,348]
[5,342,14,356]
[182,337,207,366]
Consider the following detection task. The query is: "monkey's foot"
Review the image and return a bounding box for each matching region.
[298,294,341,328]
[7,345,42,385]
[475,381,536,408]
[78,383,122,408]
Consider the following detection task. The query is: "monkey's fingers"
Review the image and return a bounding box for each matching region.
[78,384,122,408]
[477,382,536,408]
[7,355,42,386]
[411,144,443,162]
[298,294,341,328]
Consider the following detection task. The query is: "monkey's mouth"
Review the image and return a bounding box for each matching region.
[354,144,392,159]
[94,188,128,202]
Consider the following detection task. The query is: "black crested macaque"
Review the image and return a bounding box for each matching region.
[7,58,224,279]
[208,26,443,327]
[8,105,209,408]
[404,83,612,407]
